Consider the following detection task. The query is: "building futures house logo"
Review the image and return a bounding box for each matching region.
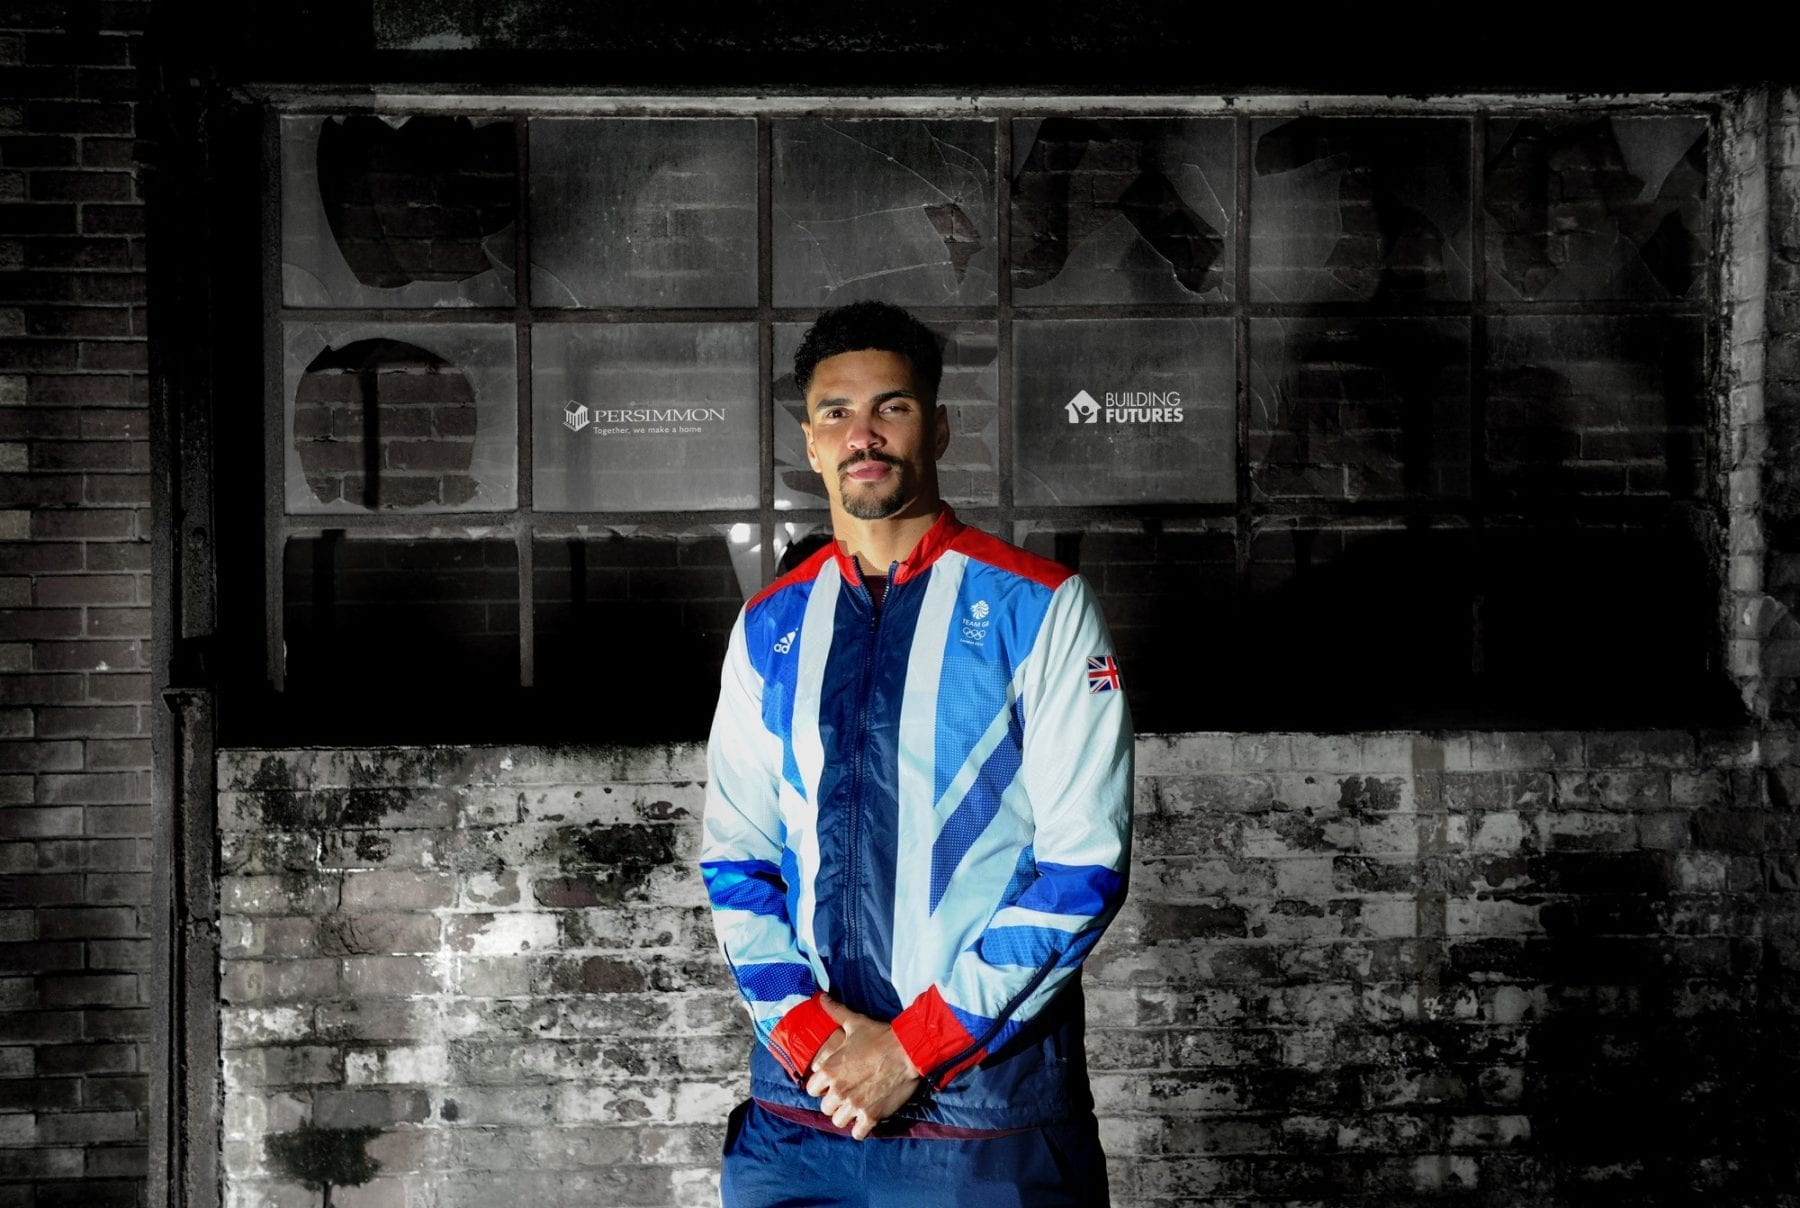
[1065,389,1184,425]
[1065,390,1100,424]
[563,399,729,437]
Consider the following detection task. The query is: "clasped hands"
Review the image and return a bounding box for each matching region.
[803,997,922,1140]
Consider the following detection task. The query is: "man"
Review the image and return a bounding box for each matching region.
[700,301,1133,1206]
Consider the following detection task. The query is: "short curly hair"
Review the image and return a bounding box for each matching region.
[792,300,944,403]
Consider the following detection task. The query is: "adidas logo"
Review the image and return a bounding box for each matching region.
[773,629,796,655]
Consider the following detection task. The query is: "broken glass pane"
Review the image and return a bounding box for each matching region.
[1013,319,1234,506]
[534,527,747,737]
[1013,519,1234,731]
[1012,117,1234,304]
[1475,521,1720,719]
[772,321,998,510]
[282,537,518,695]
[772,120,998,306]
[281,115,517,308]
[1250,117,1471,303]
[1485,116,1709,302]
[1244,518,1478,724]
[283,322,518,514]
[528,118,757,308]
[1249,318,1471,503]
[1485,315,1705,501]
[532,322,759,511]
[773,520,834,577]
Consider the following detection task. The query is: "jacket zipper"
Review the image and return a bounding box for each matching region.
[842,558,897,1009]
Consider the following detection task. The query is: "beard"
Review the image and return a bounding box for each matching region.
[839,453,910,520]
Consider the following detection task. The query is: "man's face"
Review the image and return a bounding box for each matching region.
[802,348,949,523]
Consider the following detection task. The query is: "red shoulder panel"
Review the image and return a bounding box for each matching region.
[947,526,1074,591]
[746,539,837,611]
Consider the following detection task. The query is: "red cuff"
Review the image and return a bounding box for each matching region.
[767,991,840,1082]
[890,985,986,1088]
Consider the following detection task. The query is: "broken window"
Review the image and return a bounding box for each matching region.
[1012,117,1234,304]
[528,118,757,308]
[1014,519,1236,726]
[283,323,519,514]
[1250,117,1471,303]
[253,102,1727,741]
[533,526,754,737]
[1012,318,1236,506]
[772,119,998,306]
[281,537,520,701]
[531,323,760,511]
[1486,315,1705,501]
[1249,318,1473,503]
[281,115,517,307]
[1242,519,1481,723]
[772,321,999,510]
[1485,116,1708,302]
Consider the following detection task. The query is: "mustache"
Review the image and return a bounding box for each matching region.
[840,451,902,475]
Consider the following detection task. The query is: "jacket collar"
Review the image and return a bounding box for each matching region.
[831,504,965,588]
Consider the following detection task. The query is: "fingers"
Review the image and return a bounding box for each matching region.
[811,1081,878,1139]
[805,1026,849,1096]
[818,997,867,1029]
[813,1027,847,1066]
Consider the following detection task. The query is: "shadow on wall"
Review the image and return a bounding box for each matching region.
[1040,516,1734,734]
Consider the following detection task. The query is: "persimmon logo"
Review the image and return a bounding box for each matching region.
[564,401,729,437]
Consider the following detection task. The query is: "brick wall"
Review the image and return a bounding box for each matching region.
[1756,89,1800,714]
[216,731,1800,1208]
[0,4,152,1207]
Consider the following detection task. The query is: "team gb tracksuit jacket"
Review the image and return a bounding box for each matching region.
[700,506,1133,1131]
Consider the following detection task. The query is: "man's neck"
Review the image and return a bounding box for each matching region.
[832,504,943,579]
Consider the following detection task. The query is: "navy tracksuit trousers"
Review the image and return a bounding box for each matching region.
[718,1099,1111,1207]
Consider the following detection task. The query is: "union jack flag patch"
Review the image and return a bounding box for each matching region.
[1086,655,1121,694]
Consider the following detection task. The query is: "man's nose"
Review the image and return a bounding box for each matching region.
[846,411,884,450]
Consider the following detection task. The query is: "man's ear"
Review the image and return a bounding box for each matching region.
[801,420,822,474]
[932,400,950,460]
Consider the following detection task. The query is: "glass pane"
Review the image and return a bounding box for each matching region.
[1244,520,1478,723]
[281,115,517,308]
[531,323,759,511]
[1485,116,1709,302]
[1485,316,1705,502]
[1477,521,1723,721]
[1013,319,1235,506]
[1250,117,1471,303]
[283,323,518,514]
[1249,318,1471,503]
[528,118,756,308]
[773,119,998,306]
[534,527,749,737]
[773,520,833,577]
[1011,117,1233,304]
[282,538,518,692]
[1014,520,1235,733]
[772,321,998,510]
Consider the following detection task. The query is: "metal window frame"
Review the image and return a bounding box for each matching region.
[258,93,1723,727]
